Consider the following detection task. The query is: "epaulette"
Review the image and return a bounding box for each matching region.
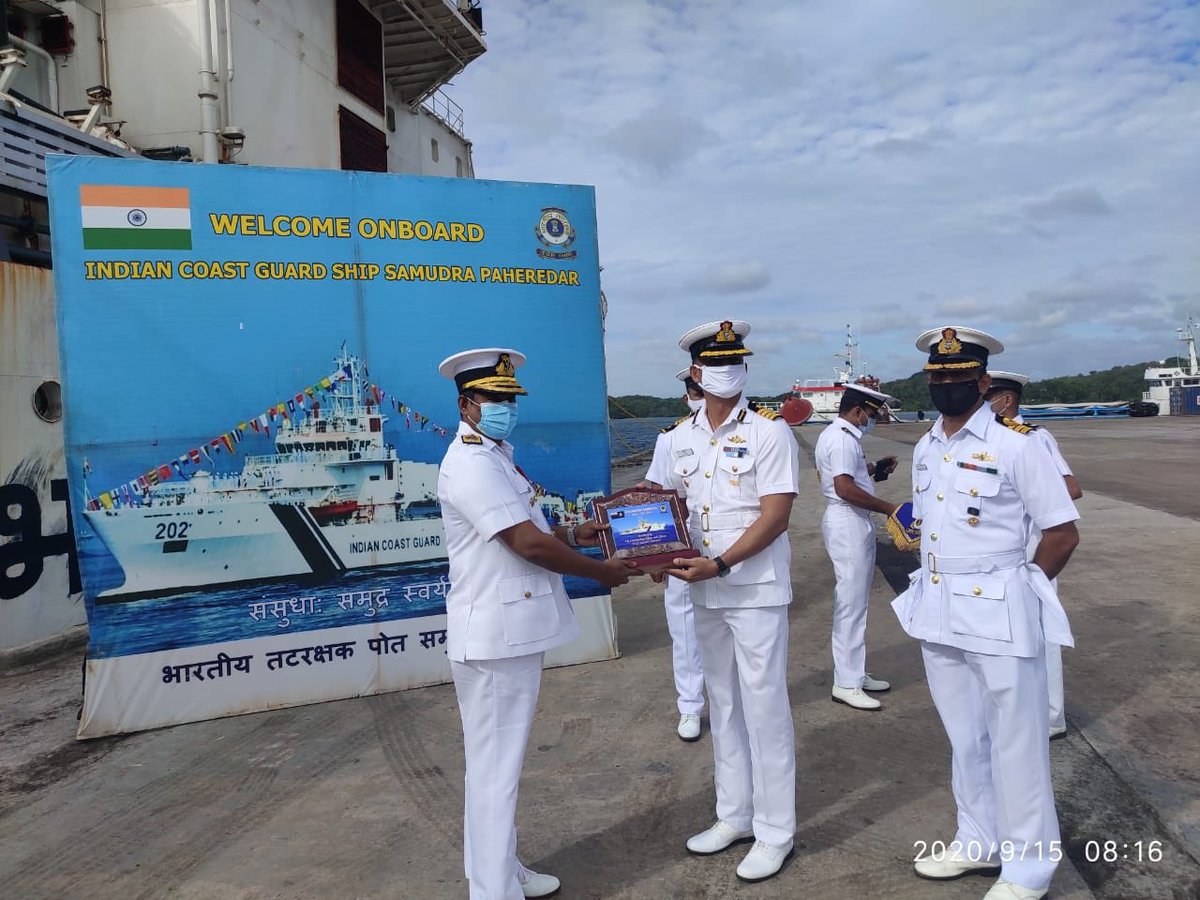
[997,414,1037,434]
[754,407,780,421]
[461,432,483,444]
[660,414,690,434]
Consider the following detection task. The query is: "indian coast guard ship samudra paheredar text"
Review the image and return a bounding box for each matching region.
[84,349,445,601]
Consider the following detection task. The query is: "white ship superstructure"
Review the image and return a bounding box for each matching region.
[785,326,898,424]
[84,349,444,599]
[1142,318,1199,415]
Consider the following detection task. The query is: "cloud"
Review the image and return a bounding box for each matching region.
[450,1,1200,393]
[689,258,772,294]
[604,107,716,174]
[1022,187,1115,221]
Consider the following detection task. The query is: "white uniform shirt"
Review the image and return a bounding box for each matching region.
[662,405,800,609]
[814,419,874,506]
[893,405,1078,656]
[645,418,688,486]
[1016,415,1073,547]
[437,421,580,662]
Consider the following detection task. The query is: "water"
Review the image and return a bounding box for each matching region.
[609,417,677,459]
[82,532,605,659]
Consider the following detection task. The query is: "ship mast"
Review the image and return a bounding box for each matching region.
[833,324,858,384]
[1179,316,1198,376]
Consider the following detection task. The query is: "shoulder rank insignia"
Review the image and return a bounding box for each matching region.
[660,414,690,434]
[754,406,779,420]
[461,432,483,444]
[996,414,1037,434]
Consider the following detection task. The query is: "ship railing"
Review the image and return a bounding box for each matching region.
[243,447,393,467]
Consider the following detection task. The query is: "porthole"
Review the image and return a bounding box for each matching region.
[33,381,62,423]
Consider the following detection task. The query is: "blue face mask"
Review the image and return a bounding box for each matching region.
[471,399,518,440]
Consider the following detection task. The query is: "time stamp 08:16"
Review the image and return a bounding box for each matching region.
[913,839,1165,863]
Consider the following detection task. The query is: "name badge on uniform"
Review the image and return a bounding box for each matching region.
[674,448,694,458]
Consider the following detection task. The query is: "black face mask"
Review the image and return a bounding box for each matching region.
[929,379,981,416]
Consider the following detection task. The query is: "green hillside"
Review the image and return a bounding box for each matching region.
[880,360,1180,410]
[609,359,1182,418]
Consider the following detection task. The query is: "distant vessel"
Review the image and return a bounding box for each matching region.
[779,326,899,425]
[1142,318,1199,416]
[84,348,445,600]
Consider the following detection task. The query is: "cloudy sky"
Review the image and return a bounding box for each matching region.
[451,0,1199,397]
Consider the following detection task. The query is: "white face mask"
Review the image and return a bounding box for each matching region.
[697,363,748,399]
[860,414,876,434]
[686,397,705,413]
[989,396,1011,417]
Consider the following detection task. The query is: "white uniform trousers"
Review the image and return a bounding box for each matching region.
[820,504,876,689]
[921,641,1061,892]
[1046,642,1065,731]
[452,652,544,900]
[664,576,705,715]
[693,604,795,846]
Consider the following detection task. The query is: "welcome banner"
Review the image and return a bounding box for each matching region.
[47,157,615,738]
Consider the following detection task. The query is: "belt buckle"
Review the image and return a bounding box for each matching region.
[927,552,938,575]
[701,512,710,532]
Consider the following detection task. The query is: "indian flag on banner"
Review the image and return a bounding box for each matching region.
[80,185,191,250]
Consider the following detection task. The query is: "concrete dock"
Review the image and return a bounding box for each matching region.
[2,417,1198,899]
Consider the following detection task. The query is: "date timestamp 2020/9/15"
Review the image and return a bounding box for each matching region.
[913,839,1164,863]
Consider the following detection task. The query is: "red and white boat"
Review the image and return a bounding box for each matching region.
[779,326,899,425]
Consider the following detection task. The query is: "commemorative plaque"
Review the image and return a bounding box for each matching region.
[591,487,700,572]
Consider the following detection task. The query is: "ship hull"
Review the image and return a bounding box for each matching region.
[86,501,445,600]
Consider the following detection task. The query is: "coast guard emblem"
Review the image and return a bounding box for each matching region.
[939,327,962,355]
[535,207,577,260]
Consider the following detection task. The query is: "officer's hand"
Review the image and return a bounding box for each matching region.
[649,570,667,584]
[595,557,643,588]
[573,520,610,547]
[632,480,652,490]
[661,557,719,583]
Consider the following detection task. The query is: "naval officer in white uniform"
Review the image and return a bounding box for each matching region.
[984,371,1083,741]
[814,383,901,711]
[437,348,640,900]
[642,367,707,741]
[659,320,800,883]
[891,327,1080,900]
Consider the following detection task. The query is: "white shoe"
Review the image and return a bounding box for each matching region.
[517,864,560,898]
[863,673,891,692]
[913,845,1000,881]
[685,820,754,855]
[677,713,702,742]
[735,839,794,882]
[982,878,1048,899]
[1049,723,1067,741]
[832,685,882,710]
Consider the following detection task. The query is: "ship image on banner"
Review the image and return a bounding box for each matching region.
[83,346,444,600]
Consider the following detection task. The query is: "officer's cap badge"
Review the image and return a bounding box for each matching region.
[715,321,737,343]
[495,353,515,378]
[938,327,963,355]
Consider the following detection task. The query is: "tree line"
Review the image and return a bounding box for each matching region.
[608,359,1183,418]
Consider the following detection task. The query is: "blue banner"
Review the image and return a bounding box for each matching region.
[48,157,614,737]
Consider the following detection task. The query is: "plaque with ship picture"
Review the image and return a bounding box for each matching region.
[591,487,699,573]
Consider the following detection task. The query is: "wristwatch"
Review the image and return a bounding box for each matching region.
[713,555,731,577]
[565,525,579,547]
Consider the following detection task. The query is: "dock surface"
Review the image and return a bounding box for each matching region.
[2,417,1198,898]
